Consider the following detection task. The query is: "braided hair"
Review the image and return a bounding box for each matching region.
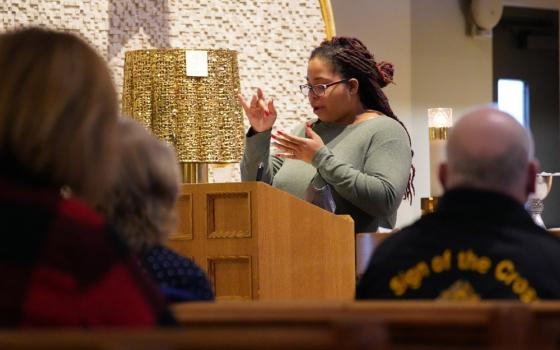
[310,36,415,203]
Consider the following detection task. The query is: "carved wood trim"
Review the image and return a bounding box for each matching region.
[206,191,251,239]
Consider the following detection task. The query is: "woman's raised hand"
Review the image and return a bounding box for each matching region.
[272,124,325,164]
[238,88,277,133]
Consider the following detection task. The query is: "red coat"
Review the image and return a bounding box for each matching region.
[0,176,174,327]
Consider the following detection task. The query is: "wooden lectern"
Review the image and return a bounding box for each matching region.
[167,182,355,301]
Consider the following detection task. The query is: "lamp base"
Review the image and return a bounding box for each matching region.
[420,197,440,215]
[181,163,208,183]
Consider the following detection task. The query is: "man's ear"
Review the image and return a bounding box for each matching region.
[348,78,359,95]
[439,162,448,190]
[526,160,538,196]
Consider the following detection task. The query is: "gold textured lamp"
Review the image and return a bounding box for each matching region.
[421,108,453,215]
[122,49,245,183]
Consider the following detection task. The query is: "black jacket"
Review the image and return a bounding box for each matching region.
[356,188,560,302]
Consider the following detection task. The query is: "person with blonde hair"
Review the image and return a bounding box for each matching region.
[0,27,172,326]
[97,117,213,302]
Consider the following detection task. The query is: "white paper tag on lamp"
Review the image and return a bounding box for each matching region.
[185,50,208,77]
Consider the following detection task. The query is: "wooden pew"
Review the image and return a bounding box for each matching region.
[0,317,385,350]
[528,302,560,350]
[347,302,531,350]
[170,300,385,349]
[172,301,539,350]
[2,301,560,349]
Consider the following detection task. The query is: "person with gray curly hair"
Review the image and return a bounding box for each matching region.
[97,117,213,302]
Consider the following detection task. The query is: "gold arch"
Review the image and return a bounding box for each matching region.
[319,0,336,40]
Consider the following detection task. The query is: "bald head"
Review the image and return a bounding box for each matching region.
[439,106,537,203]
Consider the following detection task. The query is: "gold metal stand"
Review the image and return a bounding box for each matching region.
[421,197,440,215]
[181,163,208,183]
[429,127,449,141]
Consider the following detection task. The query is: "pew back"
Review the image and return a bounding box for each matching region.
[0,326,385,350]
[173,301,541,350]
[1,301,559,350]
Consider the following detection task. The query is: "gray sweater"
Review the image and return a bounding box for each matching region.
[241,116,412,232]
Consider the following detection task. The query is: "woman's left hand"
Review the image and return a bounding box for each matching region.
[273,124,325,164]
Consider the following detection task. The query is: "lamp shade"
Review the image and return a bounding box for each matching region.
[428,108,453,128]
[122,49,244,163]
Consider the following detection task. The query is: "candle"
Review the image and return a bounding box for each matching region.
[428,108,453,197]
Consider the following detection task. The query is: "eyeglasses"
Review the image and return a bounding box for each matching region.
[299,79,349,97]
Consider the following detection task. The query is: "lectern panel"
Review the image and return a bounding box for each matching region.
[170,194,193,240]
[207,192,251,239]
[208,256,253,300]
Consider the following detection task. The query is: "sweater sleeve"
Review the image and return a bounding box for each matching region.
[240,128,284,183]
[312,121,412,217]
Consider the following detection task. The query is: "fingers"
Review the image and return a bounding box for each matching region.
[258,99,269,114]
[268,98,277,116]
[272,142,293,154]
[271,133,296,151]
[305,123,312,138]
[276,153,296,159]
[237,93,251,115]
[276,130,302,143]
[273,124,322,163]
[250,94,258,108]
[240,88,275,118]
[254,88,269,114]
[272,139,296,151]
[273,136,297,158]
[305,123,319,140]
[257,87,265,100]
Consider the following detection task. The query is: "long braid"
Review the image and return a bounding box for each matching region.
[311,37,416,203]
